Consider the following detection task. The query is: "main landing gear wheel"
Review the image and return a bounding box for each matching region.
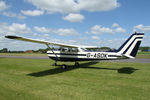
[61,64,67,69]
[75,62,79,67]
[53,62,57,66]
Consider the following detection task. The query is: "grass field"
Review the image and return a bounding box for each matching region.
[136,52,150,59]
[0,58,150,100]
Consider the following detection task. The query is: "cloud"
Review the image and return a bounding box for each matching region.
[2,12,26,19]
[25,0,120,23]
[26,0,78,13]
[26,0,120,13]
[91,36,100,40]
[77,0,120,12]
[91,25,114,34]
[62,13,85,22]
[0,1,9,12]
[34,26,51,33]
[91,23,126,34]
[0,1,26,19]
[34,26,78,36]
[112,23,120,28]
[134,24,150,32]
[21,10,44,16]
[8,23,32,34]
[115,27,126,33]
[55,28,78,36]
[142,36,150,47]
[0,23,32,35]
[93,38,126,49]
[112,23,126,33]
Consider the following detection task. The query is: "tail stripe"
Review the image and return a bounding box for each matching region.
[130,41,141,57]
[123,37,143,54]
[118,35,143,54]
[125,39,142,56]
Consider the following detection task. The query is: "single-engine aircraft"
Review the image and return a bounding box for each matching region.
[5,32,144,69]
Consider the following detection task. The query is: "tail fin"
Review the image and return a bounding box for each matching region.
[117,32,144,58]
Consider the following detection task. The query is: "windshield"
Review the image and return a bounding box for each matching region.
[81,48,88,52]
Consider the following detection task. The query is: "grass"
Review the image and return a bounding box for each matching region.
[0,58,150,100]
[136,52,150,59]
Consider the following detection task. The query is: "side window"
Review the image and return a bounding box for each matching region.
[68,48,72,52]
[72,48,78,52]
[61,48,69,52]
[60,47,78,52]
[60,48,66,52]
[64,48,68,52]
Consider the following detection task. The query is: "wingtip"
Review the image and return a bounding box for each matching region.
[5,35,21,39]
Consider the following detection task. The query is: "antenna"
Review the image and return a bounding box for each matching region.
[134,31,137,34]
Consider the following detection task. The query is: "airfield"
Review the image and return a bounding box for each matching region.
[0,55,150,63]
[0,53,150,100]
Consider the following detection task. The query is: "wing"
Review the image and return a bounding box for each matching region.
[5,35,78,48]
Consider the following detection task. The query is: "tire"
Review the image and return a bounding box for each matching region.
[62,64,67,69]
[75,62,79,67]
[53,63,57,66]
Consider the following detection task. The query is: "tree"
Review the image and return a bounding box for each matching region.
[0,48,8,53]
[100,47,111,51]
[139,47,150,51]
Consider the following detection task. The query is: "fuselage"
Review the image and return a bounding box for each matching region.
[47,48,123,61]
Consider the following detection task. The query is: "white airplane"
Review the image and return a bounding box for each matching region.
[5,32,144,69]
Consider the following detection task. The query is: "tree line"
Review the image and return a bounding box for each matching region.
[0,46,150,53]
[0,48,49,53]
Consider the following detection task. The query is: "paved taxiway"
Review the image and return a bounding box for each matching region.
[0,55,150,63]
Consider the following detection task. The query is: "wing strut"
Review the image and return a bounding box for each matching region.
[46,44,59,61]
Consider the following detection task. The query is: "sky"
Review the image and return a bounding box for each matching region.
[0,0,150,51]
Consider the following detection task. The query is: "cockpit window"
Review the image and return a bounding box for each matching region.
[81,48,88,51]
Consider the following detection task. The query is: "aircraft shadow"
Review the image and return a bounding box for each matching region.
[28,62,139,77]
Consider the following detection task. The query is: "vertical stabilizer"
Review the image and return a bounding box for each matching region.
[117,32,144,58]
